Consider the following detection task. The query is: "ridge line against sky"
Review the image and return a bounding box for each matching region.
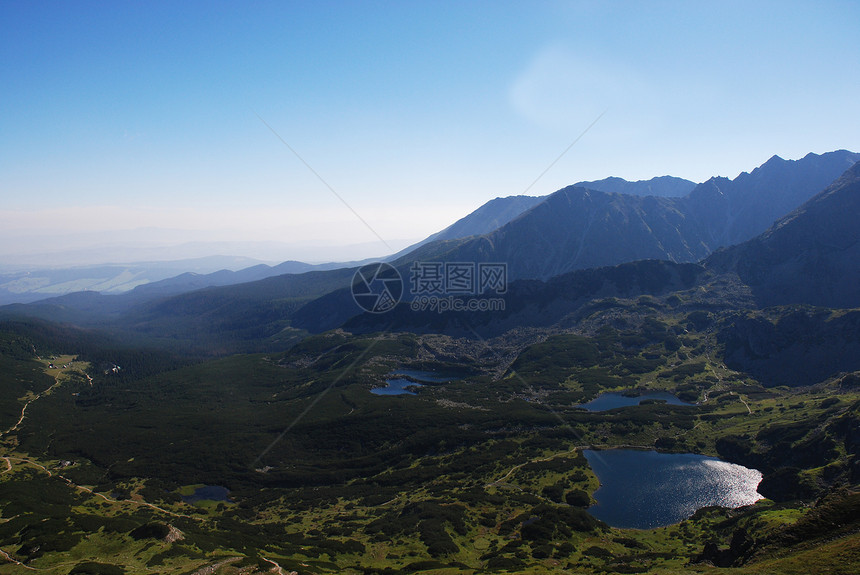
[2,1,859,265]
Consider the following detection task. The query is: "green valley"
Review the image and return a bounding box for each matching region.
[2,295,858,573]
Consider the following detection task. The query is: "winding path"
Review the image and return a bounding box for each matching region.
[485,447,581,488]
[261,556,295,575]
[731,391,753,414]
[0,547,38,570]
[1,362,200,543]
[2,377,65,437]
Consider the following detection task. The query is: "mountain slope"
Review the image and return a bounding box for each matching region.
[0,267,358,353]
[397,187,712,281]
[46,195,548,301]
[388,194,546,260]
[298,157,860,340]
[705,160,860,308]
[330,259,712,337]
[289,152,860,334]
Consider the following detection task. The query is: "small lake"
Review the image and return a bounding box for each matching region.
[578,391,693,412]
[584,449,762,529]
[181,485,233,504]
[371,370,460,396]
[371,377,423,396]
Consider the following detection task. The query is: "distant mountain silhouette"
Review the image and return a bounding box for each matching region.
[573,175,696,197]
[706,159,860,308]
[0,256,269,305]
[0,267,357,353]
[129,260,357,298]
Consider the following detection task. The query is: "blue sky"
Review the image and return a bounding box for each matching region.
[2,1,859,264]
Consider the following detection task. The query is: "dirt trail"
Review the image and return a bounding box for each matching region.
[2,360,89,438]
[485,447,583,488]
[262,556,297,575]
[0,547,38,570]
[731,391,753,414]
[3,378,63,437]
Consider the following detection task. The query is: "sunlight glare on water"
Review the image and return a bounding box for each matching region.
[584,450,763,529]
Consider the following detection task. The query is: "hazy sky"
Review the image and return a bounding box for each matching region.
[2,1,859,264]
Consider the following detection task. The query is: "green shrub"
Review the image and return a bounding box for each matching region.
[564,489,590,507]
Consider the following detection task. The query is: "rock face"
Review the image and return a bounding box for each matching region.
[165,524,185,543]
[706,159,860,309]
[706,161,860,386]
[128,521,184,542]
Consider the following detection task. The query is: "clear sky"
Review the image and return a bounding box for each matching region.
[2,0,859,265]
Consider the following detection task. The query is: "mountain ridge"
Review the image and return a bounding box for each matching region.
[573,175,696,197]
[394,150,859,282]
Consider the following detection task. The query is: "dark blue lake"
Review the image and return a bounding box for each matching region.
[371,370,460,396]
[181,485,233,504]
[371,377,423,396]
[584,450,762,529]
[578,391,693,411]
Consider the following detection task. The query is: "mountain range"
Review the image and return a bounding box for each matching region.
[1,150,857,354]
[396,150,859,281]
[0,256,269,305]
